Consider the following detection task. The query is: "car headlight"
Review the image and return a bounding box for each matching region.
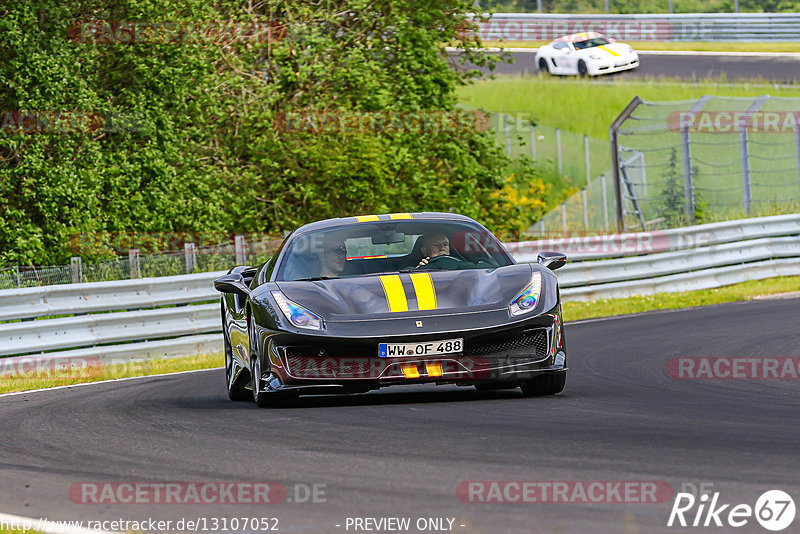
[627,46,634,53]
[508,271,543,316]
[271,291,323,330]
[589,54,601,60]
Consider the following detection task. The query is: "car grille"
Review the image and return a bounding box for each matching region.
[465,330,548,358]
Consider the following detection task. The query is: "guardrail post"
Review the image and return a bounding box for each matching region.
[530,124,536,160]
[584,134,591,185]
[185,243,197,273]
[70,257,82,284]
[235,235,247,265]
[129,249,140,279]
[556,128,562,176]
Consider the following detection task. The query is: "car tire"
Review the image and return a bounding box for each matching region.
[250,321,296,408]
[538,58,549,74]
[577,60,588,77]
[222,302,250,401]
[520,373,566,396]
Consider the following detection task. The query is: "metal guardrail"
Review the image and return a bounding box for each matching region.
[475,13,800,42]
[508,213,800,262]
[0,215,798,368]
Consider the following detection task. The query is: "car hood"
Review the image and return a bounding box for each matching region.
[578,43,632,57]
[275,263,537,320]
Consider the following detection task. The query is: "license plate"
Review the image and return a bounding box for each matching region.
[379,338,463,358]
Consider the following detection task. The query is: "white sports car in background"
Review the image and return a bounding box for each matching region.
[535,32,639,77]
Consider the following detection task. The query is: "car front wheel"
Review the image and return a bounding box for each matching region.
[520,373,566,396]
[538,58,549,74]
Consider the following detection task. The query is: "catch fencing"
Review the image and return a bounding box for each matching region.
[1,214,798,370]
[474,13,800,42]
[532,96,800,236]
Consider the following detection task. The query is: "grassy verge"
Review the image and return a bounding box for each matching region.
[2,276,799,394]
[0,352,222,394]
[563,275,800,321]
[480,41,800,53]
[457,76,800,140]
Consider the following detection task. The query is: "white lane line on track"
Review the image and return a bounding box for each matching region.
[0,367,223,400]
[447,46,800,58]
[0,511,116,534]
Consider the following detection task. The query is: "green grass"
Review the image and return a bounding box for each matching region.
[563,275,800,321]
[0,353,222,394]
[3,275,799,394]
[457,76,800,139]
[480,41,800,53]
[459,76,800,229]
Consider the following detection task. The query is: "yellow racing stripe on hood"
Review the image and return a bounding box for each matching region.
[355,215,380,222]
[379,275,409,312]
[598,45,619,56]
[410,272,437,311]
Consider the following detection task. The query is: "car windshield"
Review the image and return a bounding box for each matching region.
[573,37,610,50]
[276,220,514,281]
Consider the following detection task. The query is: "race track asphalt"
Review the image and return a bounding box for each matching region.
[450,49,800,82]
[1,296,799,533]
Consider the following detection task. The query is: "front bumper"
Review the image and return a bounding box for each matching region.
[255,315,567,395]
[589,55,639,75]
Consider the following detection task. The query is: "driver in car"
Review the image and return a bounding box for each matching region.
[416,232,452,268]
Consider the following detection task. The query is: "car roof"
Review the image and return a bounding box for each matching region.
[554,31,605,43]
[293,212,478,234]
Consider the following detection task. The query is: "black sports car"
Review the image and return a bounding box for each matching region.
[215,212,567,407]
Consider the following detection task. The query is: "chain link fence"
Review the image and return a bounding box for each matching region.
[525,96,800,236]
[0,238,281,289]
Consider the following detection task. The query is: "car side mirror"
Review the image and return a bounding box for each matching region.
[214,272,252,297]
[537,251,567,271]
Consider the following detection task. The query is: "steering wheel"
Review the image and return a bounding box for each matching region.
[418,254,463,270]
[426,255,462,264]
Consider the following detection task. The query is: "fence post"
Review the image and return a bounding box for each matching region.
[584,134,591,185]
[739,95,769,216]
[505,115,511,157]
[185,243,196,273]
[601,174,610,232]
[556,128,562,176]
[610,96,643,234]
[70,257,82,284]
[681,127,696,222]
[129,249,140,279]
[581,188,589,230]
[235,235,247,265]
[15,264,20,288]
[561,203,567,237]
[539,220,545,237]
[530,124,536,160]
